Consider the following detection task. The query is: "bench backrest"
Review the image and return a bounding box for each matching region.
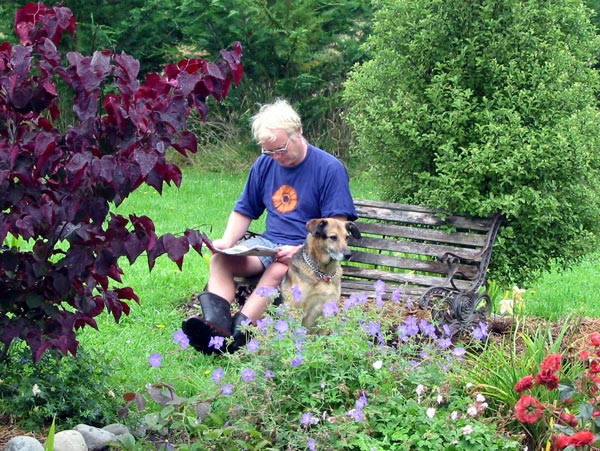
[341,199,502,300]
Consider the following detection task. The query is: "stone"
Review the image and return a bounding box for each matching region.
[52,430,87,451]
[101,424,129,436]
[3,436,44,451]
[73,425,117,451]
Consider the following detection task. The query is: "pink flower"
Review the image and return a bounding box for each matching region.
[514,375,535,393]
[515,394,544,424]
[535,367,559,390]
[540,353,562,372]
[590,333,600,347]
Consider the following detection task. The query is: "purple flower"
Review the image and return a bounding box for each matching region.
[291,353,303,367]
[451,347,467,357]
[391,288,403,303]
[322,300,339,317]
[373,279,386,294]
[300,412,316,426]
[241,368,255,382]
[363,321,381,338]
[212,367,224,383]
[403,316,419,336]
[256,317,273,331]
[148,353,162,368]
[291,285,303,302]
[256,286,279,299]
[419,319,437,338]
[275,320,290,335]
[344,294,361,310]
[375,293,384,309]
[209,335,225,350]
[346,408,365,422]
[246,338,260,353]
[264,369,275,379]
[442,324,452,337]
[355,391,368,409]
[220,383,234,396]
[437,337,453,349]
[307,438,316,451]
[173,329,190,349]
[472,322,489,340]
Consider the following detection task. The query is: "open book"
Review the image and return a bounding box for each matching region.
[201,233,277,257]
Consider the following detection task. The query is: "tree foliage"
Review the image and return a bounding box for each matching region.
[0,2,242,361]
[343,0,600,284]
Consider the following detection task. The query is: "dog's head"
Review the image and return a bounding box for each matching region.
[306,218,361,262]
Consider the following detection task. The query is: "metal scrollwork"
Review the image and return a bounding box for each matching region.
[418,213,503,338]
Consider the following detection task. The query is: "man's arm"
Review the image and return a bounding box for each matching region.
[212,211,252,250]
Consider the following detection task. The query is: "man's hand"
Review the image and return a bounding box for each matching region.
[274,245,302,265]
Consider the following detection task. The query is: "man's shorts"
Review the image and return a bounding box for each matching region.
[239,235,280,268]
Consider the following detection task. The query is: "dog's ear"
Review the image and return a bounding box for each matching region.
[346,221,361,239]
[306,218,328,238]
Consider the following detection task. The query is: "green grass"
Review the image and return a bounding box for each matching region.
[520,252,600,320]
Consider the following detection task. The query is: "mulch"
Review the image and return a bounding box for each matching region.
[0,416,45,449]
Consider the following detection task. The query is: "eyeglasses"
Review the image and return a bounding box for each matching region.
[261,137,291,156]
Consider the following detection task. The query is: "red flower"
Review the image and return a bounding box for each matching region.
[558,411,578,427]
[515,394,545,424]
[536,367,560,390]
[553,434,572,450]
[589,360,600,374]
[541,353,562,372]
[569,430,596,447]
[590,333,600,347]
[515,375,535,393]
[580,350,591,361]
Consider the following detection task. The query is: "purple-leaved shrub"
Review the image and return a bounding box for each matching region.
[0,2,242,361]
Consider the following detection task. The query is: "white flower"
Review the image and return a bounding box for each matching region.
[467,405,478,417]
[465,382,473,389]
[372,360,383,370]
[462,425,474,435]
[475,393,486,403]
[426,407,436,419]
[32,384,41,397]
[416,384,426,396]
[450,411,459,421]
[499,298,514,315]
[436,394,444,404]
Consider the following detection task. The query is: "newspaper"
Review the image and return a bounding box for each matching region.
[201,233,277,257]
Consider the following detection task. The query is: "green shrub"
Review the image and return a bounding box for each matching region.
[343,0,600,285]
[0,343,122,431]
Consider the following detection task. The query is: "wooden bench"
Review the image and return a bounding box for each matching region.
[341,199,503,336]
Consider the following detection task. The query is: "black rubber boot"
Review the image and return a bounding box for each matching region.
[182,292,232,355]
[226,312,251,353]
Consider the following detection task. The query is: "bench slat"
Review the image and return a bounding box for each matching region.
[350,236,483,261]
[354,199,494,231]
[342,265,472,290]
[347,251,478,279]
[355,221,487,247]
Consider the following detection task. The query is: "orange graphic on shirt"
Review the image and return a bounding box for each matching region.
[272,185,298,214]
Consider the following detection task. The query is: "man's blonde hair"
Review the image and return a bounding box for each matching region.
[251,99,302,144]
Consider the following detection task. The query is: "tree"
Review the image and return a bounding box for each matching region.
[0,3,243,361]
[343,0,600,285]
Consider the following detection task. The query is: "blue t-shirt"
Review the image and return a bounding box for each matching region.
[234,144,357,245]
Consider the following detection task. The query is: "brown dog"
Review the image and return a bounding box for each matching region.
[281,218,361,330]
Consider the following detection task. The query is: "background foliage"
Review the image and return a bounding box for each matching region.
[343,0,600,285]
[0,0,373,162]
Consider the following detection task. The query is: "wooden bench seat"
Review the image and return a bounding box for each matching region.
[341,199,503,335]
